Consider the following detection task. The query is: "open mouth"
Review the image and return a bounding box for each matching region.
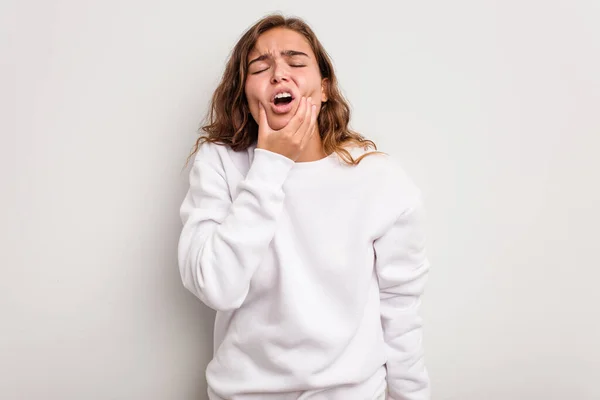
[270,91,297,115]
[273,92,294,106]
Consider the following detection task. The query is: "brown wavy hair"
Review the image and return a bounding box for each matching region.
[187,13,380,166]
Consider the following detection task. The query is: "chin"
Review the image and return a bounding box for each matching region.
[268,115,293,131]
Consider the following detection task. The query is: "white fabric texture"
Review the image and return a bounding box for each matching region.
[178,141,430,400]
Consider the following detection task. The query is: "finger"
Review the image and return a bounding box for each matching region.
[295,97,314,137]
[300,103,318,146]
[309,102,318,134]
[258,103,271,132]
[284,96,307,134]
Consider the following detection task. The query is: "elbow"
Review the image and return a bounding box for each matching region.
[178,232,248,312]
[181,276,245,312]
[179,249,247,312]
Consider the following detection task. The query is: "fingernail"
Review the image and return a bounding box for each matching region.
[308,97,312,103]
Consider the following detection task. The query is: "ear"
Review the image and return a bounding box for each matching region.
[320,78,329,103]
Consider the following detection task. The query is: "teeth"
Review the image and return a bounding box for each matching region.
[275,92,292,99]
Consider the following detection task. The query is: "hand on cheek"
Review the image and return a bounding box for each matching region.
[256,97,318,161]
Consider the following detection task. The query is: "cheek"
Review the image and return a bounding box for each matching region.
[298,71,323,96]
[245,79,268,104]
[244,80,256,101]
[244,81,259,115]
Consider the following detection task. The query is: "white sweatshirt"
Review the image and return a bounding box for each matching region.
[178,141,430,400]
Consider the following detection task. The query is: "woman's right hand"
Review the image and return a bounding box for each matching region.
[256,96,318,161]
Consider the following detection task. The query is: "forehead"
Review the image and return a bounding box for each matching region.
[248,28,313,58]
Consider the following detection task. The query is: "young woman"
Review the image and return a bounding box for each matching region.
[178,13,430,400]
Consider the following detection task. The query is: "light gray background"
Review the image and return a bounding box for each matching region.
[3,1,599,399]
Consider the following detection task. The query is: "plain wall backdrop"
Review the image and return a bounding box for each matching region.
[3,0,599,399]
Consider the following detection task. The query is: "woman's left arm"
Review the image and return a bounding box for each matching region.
[374,192,431,400]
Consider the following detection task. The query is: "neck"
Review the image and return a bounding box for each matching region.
[295,125,327,163]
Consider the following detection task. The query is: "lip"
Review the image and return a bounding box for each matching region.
[270,87,297,103]
[269,87,297,115]
[270,97,297,114]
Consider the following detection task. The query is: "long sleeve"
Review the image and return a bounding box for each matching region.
[374,192,430,400]
[178,145,294,311]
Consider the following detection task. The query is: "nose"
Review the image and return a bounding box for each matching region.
[270,61,290,84]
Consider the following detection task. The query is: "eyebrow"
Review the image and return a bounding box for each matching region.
[248,50,309,67]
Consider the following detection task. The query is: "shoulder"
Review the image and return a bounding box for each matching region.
[347,145,422,212]
[192,140,229,165]
[350,145,419,193]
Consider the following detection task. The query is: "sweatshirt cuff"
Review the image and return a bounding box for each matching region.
[246,148,295,188]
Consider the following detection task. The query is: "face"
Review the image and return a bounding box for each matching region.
[244,27,328,131]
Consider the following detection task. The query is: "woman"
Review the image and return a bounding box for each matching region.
[178,13,430,400]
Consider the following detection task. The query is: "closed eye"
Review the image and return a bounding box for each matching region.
[251,67,269,75]
[250,64,305,74]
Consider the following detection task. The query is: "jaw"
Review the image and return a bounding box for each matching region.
[266,112,293,130]
[266,95,301,129]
